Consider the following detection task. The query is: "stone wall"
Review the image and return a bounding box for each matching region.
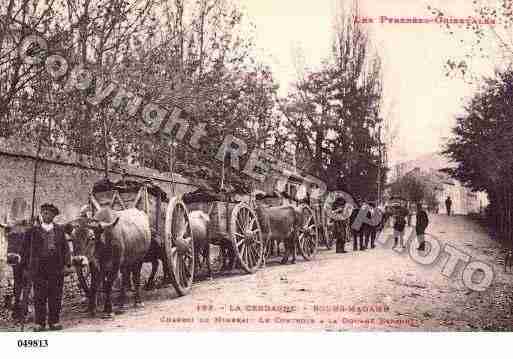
[0,138,198,289]
[0,138,197,222]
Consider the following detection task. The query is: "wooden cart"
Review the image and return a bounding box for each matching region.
[184,191,264,274]
[76,177,195,297]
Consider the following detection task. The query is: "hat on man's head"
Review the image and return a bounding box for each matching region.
[40,203,60,216]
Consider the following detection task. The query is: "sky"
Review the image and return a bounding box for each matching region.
[239,0,499,165]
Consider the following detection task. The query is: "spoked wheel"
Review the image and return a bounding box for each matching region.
[298,205,319,260]
[323,213,336,250]
[165,197,194,296]
[230,202,264,274]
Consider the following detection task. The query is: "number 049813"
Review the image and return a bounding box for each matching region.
[17,339,48,348]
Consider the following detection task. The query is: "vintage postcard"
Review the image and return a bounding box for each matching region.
[0,0,511,341]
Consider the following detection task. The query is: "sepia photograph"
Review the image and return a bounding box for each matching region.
[0,0,512,348]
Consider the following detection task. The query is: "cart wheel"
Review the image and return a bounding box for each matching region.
[230,202,263,273]
[164,197,194,296]
[323,214,336,250]
[298,205,319,260]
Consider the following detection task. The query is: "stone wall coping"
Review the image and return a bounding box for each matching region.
[0,138,194,187]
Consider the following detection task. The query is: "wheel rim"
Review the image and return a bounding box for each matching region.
[298,206,318,260]
[166,199,194,295]
[231,203,263,273]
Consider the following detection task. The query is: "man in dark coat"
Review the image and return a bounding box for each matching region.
[415,202,429,251]
[26,203,71,331]
[334,222,347,253]
[445,196,452,216]
[392,212,406,249]
[333,197,348,253]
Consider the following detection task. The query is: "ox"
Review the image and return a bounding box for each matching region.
[253,192,302,265]
[142,239,172,291]
[188,210,236,279]
[71,207,151,317]
[189,210,213,281]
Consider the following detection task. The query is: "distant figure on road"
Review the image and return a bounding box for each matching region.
[416,202,429,251]
[392,212,406,249]
[445,196,452,216]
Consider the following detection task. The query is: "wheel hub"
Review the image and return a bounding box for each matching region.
[244,231,254,244]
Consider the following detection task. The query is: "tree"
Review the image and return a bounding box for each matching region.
[428,1,512,81]
[390,175,426,204]
[443,68,513,241]
[279,1,386,198]
[115,0,282,190]
[0,0,281,192]
[0,0,159,166]
[424,1,513,240]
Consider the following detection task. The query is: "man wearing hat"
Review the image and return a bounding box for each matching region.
[27,203,71,331]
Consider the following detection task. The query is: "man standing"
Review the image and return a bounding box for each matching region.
[416,202,429,251]
[27,203,70,331]
[334,219,348,253]
[366,201,378,249]
[392,212,406,249]
[333,197,348,254]
[445,196,452,216]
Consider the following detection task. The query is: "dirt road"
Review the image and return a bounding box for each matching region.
[6,214,513,331]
